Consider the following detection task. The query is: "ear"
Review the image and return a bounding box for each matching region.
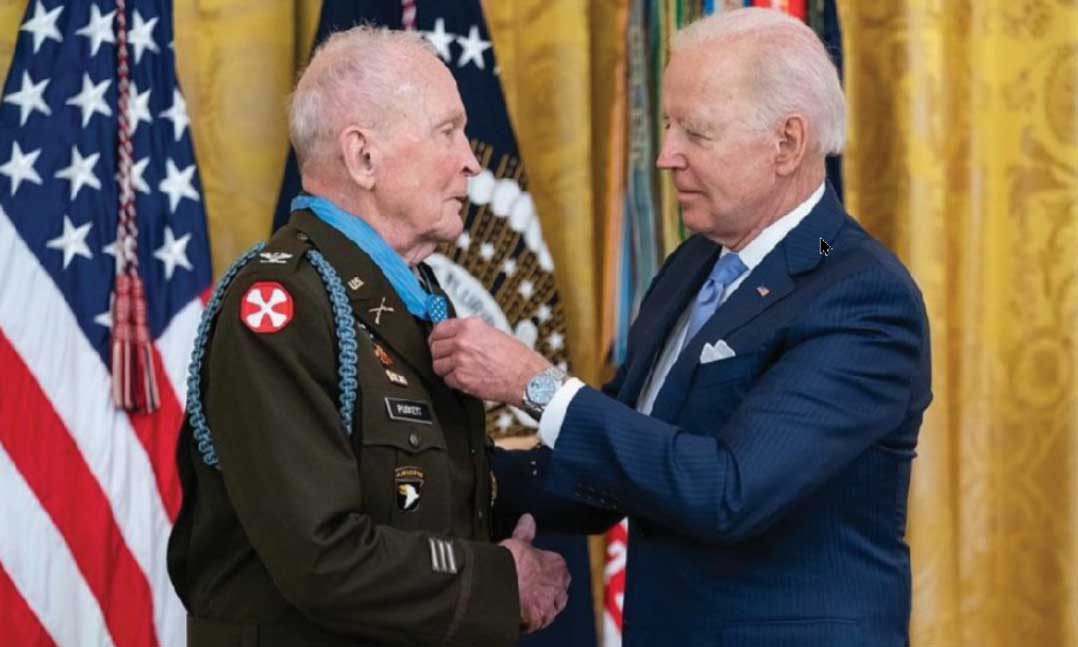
[339,125,377,191]
[774,114,809,176]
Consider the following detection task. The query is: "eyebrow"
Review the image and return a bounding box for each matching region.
[435,111,467,130]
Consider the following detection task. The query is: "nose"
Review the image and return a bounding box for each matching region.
[460,135,481,177]
[656,131,685,170]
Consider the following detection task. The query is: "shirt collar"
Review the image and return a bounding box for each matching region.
[720,181,826,270]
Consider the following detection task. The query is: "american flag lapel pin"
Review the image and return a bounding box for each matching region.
[756,286,771,298]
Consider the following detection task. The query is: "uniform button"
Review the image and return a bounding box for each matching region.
[296,232,310,242]
[478,510,484,519]
[408,433,420,448]
[470,448,476,456]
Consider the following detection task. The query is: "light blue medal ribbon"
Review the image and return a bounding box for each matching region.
[291,195,449,323]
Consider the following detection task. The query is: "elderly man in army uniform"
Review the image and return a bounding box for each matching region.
[166,26,570,647]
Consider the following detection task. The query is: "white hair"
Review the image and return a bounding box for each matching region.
[673,8,846,156]
[289,25,437,169]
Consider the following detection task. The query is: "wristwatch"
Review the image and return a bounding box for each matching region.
[521,366,569,419]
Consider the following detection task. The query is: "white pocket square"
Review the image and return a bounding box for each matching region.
[700,339,736,364]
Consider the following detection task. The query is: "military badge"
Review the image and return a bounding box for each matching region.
[240,282,294,334]
[395,466,424,512]
[258,251,292,264]
[385,369,409,387]
[373,343,394,367]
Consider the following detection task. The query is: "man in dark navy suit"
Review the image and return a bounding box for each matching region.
[431,7,931,647]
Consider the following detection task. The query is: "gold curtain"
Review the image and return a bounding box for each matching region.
[840,2,1078,645]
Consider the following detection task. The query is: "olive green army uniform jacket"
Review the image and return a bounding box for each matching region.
[167,210,520,647]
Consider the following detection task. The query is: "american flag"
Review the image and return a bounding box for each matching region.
[0,1,210,645]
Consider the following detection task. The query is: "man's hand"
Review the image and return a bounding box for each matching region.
[499,514,571,634]
[430,317,551,406]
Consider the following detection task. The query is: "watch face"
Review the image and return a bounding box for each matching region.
[527,373,559,406]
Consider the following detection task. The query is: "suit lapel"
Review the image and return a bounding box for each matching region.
[618,237,720,405]
[292,210,439,387]
[648,184,849,421]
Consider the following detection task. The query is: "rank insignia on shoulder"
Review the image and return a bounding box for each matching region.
[395,466,424,512]
[241,282,294,334]
[258,251,293,264]
[385,397,432,424]
[385,369,409,387]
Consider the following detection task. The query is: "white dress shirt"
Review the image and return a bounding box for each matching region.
[537,182,825,447]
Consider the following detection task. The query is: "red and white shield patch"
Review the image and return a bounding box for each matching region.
[240,282,294,333]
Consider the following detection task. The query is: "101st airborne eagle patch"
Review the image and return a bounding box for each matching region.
[395,466,424,512]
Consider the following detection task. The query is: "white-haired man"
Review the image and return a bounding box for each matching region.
[167,26,569,647]
[432,8,932,646]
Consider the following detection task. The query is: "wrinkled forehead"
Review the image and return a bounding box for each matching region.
[388,53,467,130]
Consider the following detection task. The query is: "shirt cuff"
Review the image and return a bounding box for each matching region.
[537,377,586,449]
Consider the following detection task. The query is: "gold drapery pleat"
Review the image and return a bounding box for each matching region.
[840,2,1078,645]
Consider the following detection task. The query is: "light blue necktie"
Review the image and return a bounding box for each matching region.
[685,253,748,342]
[291,195,449,323]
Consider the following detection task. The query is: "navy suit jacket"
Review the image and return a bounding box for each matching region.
[495,185,931,647]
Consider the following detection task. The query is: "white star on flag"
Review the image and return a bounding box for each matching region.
[160,88,189,142]
[518,280,534,300]
[94,293,114,328]
[20,1,62,54]
[128,11,160,64]
[424,18,455,62]
[547,332,564,351]
[154,226,193,280]
[3,71,51,126]
[0,141,42,195]
[502,258,517,277]
[45,215,93,269]
[103,236,134,271]
[536,304,552,323]
[126,81,153,131]
[456,231,471,251]
[54,145,102,201]
[159,158,199,213]
[479,242,495,261]
[65,73,112,127]
[456,25,491,70]
[75,4,116,56]
[129,157,151,194]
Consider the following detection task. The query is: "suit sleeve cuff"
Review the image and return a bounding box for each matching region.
[537,377,586,449]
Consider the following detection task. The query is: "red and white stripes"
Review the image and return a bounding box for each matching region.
[0,206,192,646]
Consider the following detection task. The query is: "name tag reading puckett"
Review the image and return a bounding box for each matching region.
[385,397,433,425]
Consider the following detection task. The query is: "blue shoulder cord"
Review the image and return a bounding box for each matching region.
[185,244,359,469]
